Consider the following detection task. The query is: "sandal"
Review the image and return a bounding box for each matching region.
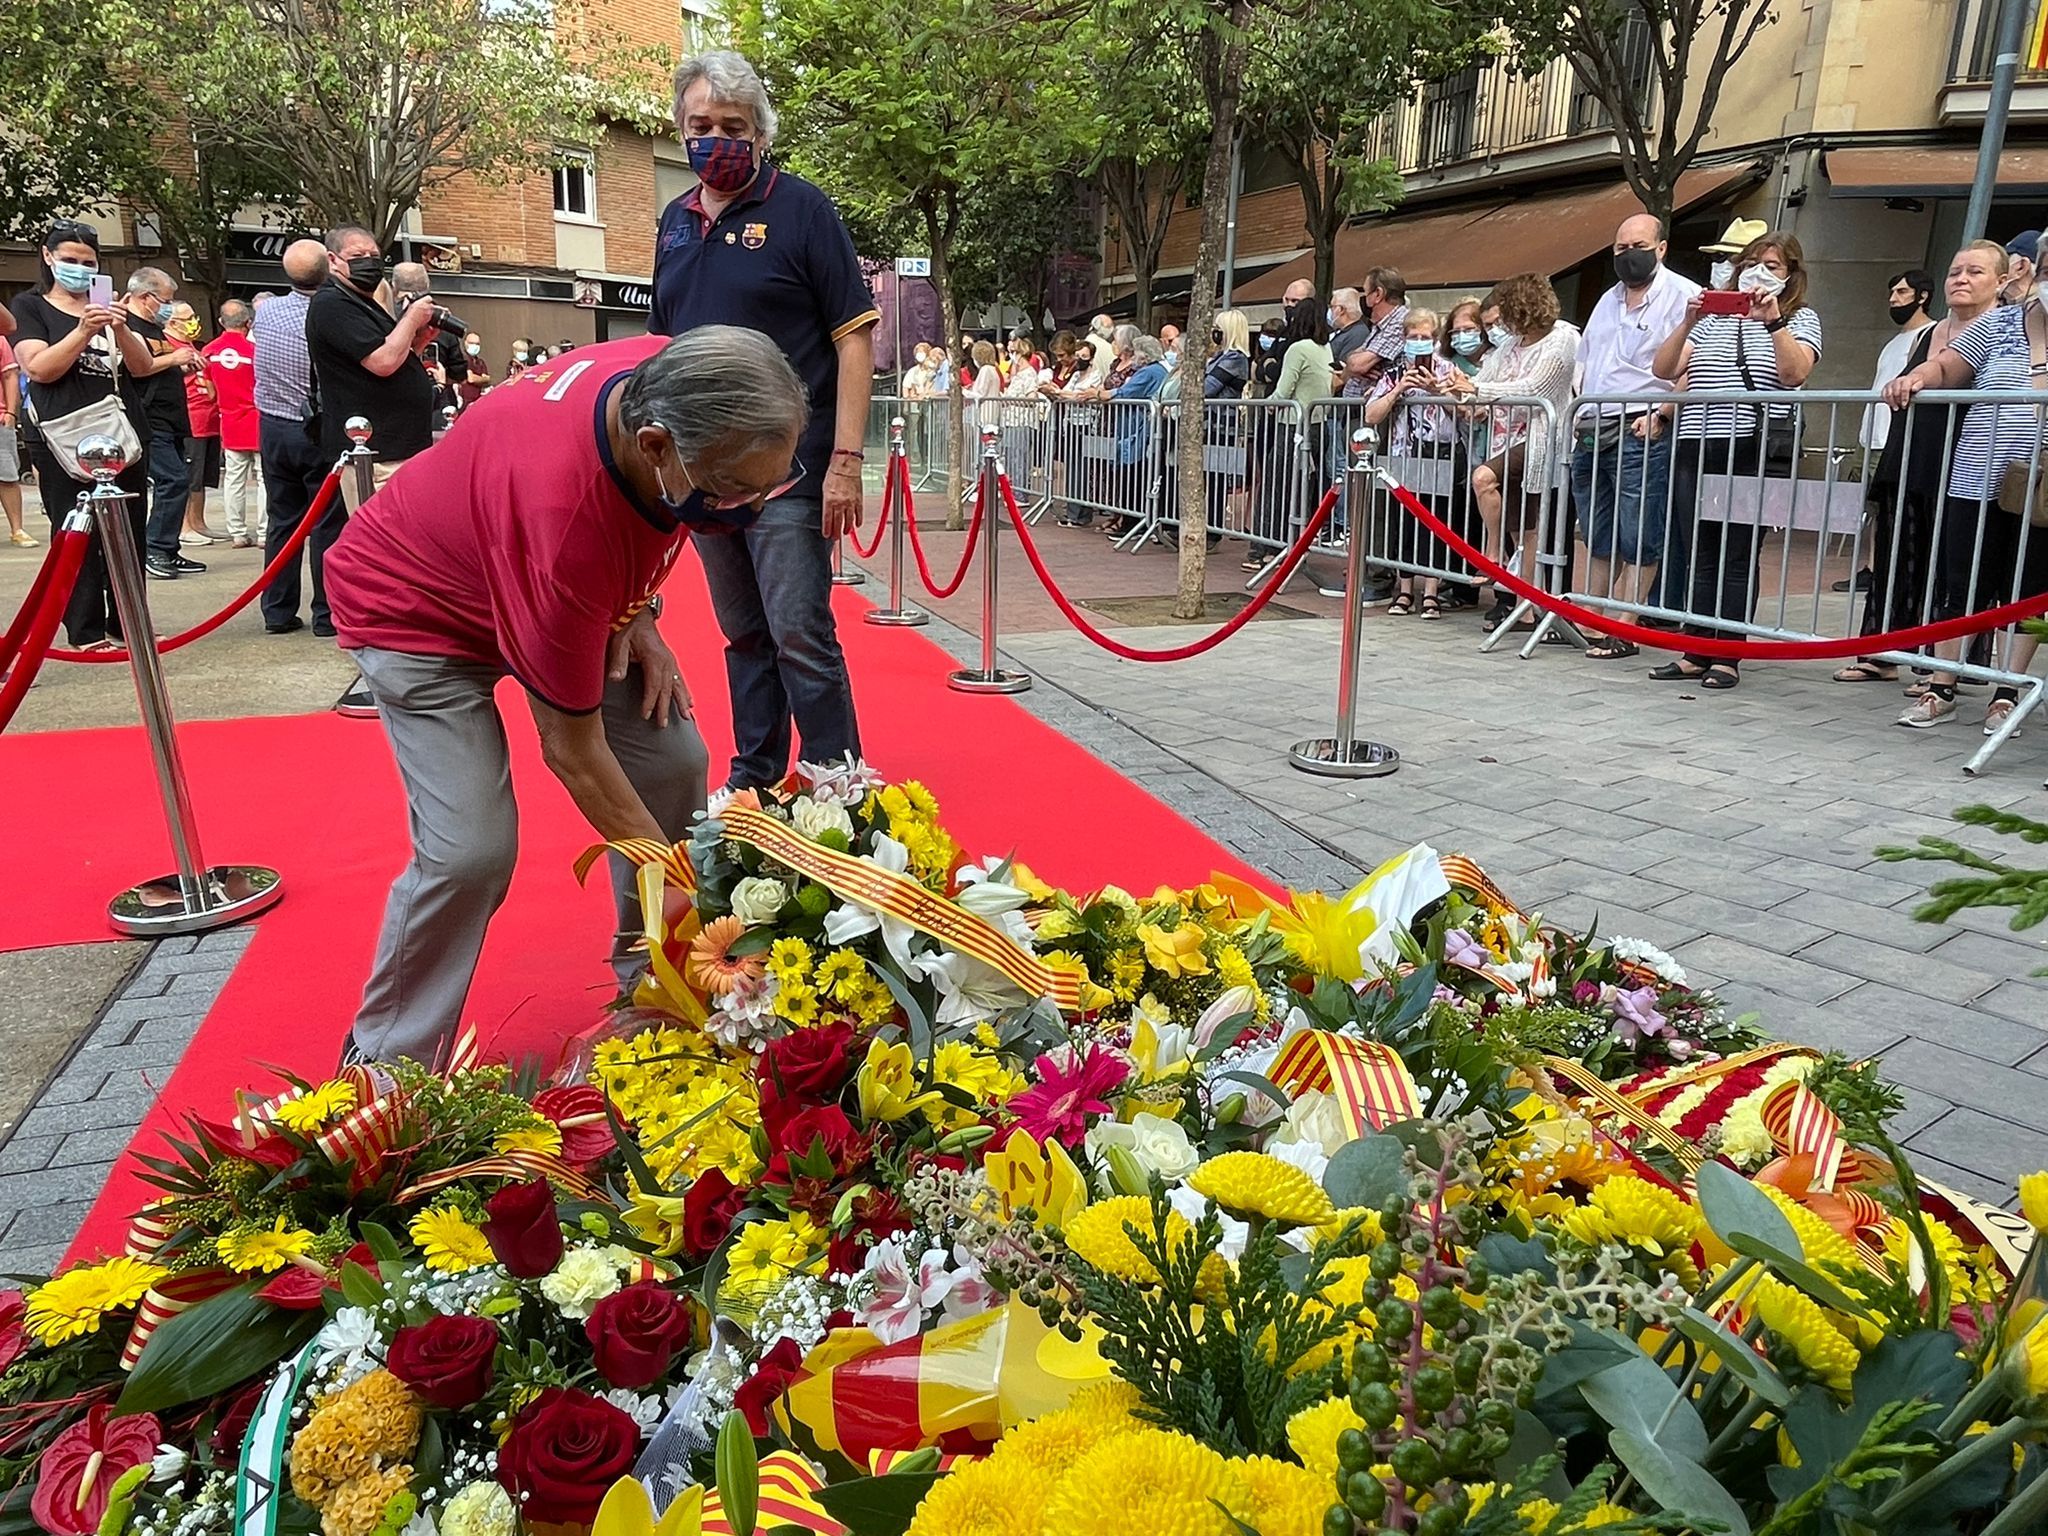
[1649,661,1706,682]
[1832,660,1897,683]
[1701,665,1740,690]
[1387,593,1414,616]
[1586,636,1638,660]
[1419,594,1444,621]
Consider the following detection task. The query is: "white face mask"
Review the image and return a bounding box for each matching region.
[1738,264,1786,299]
[1709,259,1735,291]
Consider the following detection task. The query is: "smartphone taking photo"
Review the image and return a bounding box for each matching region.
[88,274,114,308]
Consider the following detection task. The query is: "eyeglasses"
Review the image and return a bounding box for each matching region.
[699,458,805,510]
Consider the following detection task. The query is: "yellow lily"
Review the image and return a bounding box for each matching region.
[594,1477,702,1536]
[856,1038,943,1124]
[1137,921,1210,979]
[984,1128,1089,1230]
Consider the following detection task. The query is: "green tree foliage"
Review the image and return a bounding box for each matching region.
[0,0,155,240]
[1083,30,1206,333]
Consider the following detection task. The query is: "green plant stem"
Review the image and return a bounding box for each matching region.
[1704,1400,1773,1465]
[1936,1363,2012,1444]
[1976,1446,2048,1536]
[1872,1414,2028,1524]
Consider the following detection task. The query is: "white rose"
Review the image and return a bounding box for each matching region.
[729,876,790,926]
[1271,1088,1353,1160]
[1088,1112,1200,1184]
[539,1247,621,1319]
[791,797,855,844]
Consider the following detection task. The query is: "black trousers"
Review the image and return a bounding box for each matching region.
[1674,434,1765,670]
[32,443,150,648]
[259,414,344,628]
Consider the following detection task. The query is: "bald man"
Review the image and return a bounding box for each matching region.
[1571,212,1701,651]
[1283,278,1315,309]
[253,237,348,634]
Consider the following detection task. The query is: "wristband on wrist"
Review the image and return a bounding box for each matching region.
[1763,317,1788,333]
[831,448,864,462]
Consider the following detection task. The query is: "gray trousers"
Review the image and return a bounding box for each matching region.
[351,646,708,1063]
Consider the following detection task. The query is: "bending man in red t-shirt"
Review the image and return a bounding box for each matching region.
[324,327,809,1066]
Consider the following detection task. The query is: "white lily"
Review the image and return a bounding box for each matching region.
[1353,843,1452,971]
[954,859,1036,945]
[821,832,920,971]
[910,948,1030,1027]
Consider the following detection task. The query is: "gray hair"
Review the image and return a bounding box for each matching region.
[619,326,808,462]
[1130,335,1165,364]
[1112,323,1140,352]
[127,266,173,298]
[391,261,430,295]
[219,299,253,330]
[1332,286,1362,320]
[673,50,778,147]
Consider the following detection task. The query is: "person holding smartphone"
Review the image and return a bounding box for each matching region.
[6,220,155,651]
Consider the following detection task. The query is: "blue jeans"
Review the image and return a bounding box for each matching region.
[1570,423,1671,568]
[144,429,191,561]
[696,495,860,789]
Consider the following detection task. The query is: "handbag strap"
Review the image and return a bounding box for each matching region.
[2021,299,2047,378]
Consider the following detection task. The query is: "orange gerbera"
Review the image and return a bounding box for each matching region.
[687,915,761,995]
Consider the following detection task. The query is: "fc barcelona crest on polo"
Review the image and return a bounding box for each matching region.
[741,221,768,249]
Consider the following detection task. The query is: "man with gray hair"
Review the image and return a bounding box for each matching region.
[122,266,206,579]
[324,327,809,1066]
[203,299,264,546]
[654,49,879,793]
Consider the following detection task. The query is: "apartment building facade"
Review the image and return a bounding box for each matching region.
[1112,0,2048,386]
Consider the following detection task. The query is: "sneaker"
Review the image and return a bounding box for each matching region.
[265,616,305,634]
[1984,698,2023,738]
[705,784,738,816]
[144,557,180,580]
[8,529,37,548]
[169,554,207,574]
[230,535,255,549]
[179,529,222,547]
[1897,692,1957,728]
[338,1031,370,1070]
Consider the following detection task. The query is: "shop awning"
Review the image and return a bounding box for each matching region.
[1100,257,1292,319]
[1824,144,2048,197]
[1235,162,1764,303]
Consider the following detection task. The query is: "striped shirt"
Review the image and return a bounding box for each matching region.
[251,288,314,419]
[1945,302,2048,501]
[1675,308,1823,442]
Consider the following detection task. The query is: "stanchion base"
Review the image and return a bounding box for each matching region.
[109,864,284,937]
[948,668,1032,695]
[334,675,379,719]
[1288,738,1400,779]
[864,609,930,627]
[831,569,868,586]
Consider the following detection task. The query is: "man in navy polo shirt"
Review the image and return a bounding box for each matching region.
[652,50,881,792]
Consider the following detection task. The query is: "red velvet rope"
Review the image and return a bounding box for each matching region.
[1382,477,2048,660]
[0,528,91,733]
[1003,475,1342,662]
[46,468,344,663]
[1,531,66,674]
[847,458,892,559]
[902,454,986,599]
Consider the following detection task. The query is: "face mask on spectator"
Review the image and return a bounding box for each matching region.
[687,135,760,194]
[513,349,529,363]
[345,254,385,291]
[1485,323,1511,349]
[1887,302,1921,325]
[1709,259,1735,290]
[1401,336,1435,359]
[1449,329,1483,357]
[1259,334,1277,351]
[1613,248,1658,287]
[52,260,97,293]
[1738,264,1787,299]
[466,342,482,355]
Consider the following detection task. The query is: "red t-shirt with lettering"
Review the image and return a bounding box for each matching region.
[325,334,685,714]
[202,332,258,452]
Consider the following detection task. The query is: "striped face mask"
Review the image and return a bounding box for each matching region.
[687,135,759,194]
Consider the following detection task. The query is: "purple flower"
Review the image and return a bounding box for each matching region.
[1611,985,1670,1044]
[1573,981,1602,1007]
[1443,929,1490,971]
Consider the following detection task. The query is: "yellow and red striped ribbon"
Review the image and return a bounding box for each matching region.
[398,1149,605,1206]
[1544,1055,1705,1172]
[574,836,698,894]
[700,1451,846,1536]
[124,1202,178,1260]
[1269,1032,1422,1135]
[1437,854,1516,914]
[1757,1077,1847,1192]
[868,1450,975,1474]
[119,1267,238,1371]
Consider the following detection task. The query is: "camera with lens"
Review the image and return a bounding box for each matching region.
[396,290,469,340]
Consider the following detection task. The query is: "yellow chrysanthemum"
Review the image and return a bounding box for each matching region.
[1188,1151,1335,1227]
[1756,1184,1859,1275]
[773,980,822,1026]
[1233,1456,1332,1536]
[2020,1172,2048,1235]
[1579,1175,1700,1259]
[24,1256,167,1345]
[1041,1427,1248,1536]
[990,1393,1141,1476]
[1137,922,1211,979]
[1215,944,1256,994]
[905,1453,1043,1536]
[1315,1206,1384,1249]
[815,949,867,1001]
[272,1080,358,1134]
[320,1465,413,1536]
[493,1119,562,1156]
[1752,1275,1860,1392]
[408,1207,494,1273]
[218,1214,319,1274]
[768,937,815,987]
[1285,1397,1366,1481]
[1061,1196,1192,1283]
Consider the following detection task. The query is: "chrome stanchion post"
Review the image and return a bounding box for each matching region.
[865,417,928,628]
[831,532,866,585]
[1289,429,1399,778]
[334,417,380,719]
[81,435,285,935]
[947,423,1031,694]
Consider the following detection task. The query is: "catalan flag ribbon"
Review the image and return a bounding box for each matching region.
[120,1267,238,1371]
[700,1452,846,1536]
[574,836,699,895]
[1269,1032,1423,1135]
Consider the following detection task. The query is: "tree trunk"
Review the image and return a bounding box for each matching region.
[930,234,967,532]
[1173,2,1253,621]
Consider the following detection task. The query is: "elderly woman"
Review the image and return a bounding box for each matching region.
[1647,229,1821,691]
[1072,326,1167,535]
[1445,273,1579,628]
[1884,238,2048,732]
[324,327,809,1068]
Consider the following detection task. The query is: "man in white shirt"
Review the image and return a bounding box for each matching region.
[1569,213,1700,654]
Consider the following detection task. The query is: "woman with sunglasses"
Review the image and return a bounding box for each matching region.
[322,327,809,1069]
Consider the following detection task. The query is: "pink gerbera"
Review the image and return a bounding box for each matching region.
[1006,1047,1130,1145]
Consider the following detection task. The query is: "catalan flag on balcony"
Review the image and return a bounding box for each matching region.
[2031,0,2048,71]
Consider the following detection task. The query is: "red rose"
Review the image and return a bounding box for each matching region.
[496,1386,639,1524]
[31,1407,163,1536]
[681,1169,750,1259]
[732,1336,805,1436]
[256,1243,378,1310]
[766,1105,868,1184]
[758,1023,858,1139]
[534,1085,614,1167]
[481,1179,564,1278]
[0,1290,25,1375]
[584,1281,692,1390]
[387,1314,499,1409]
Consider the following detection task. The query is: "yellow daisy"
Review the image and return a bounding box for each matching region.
[408,1207,494,1273]
[768,937,815,987]
[493,1119,563,1156]
[272,1081,358,1135]
[218,1214,319,1274]
[24,1256,166,1345]
[815,950,867,1002]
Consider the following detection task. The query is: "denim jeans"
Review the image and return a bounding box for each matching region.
[696,494,861,789]
[143,429,191,561]
[1570,422,1672,571]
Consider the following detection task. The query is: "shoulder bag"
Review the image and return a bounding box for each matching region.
[1733,320,1799,478]
[1994,302,2048,527]
[29,327,141,483]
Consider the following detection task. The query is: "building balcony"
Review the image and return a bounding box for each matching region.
[1365,37,1657,194]
[1942,0,2048,122]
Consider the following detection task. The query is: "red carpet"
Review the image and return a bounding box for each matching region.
[0,564,1267,1262]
